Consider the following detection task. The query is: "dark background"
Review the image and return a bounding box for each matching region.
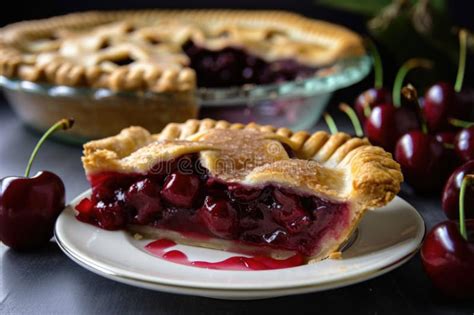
[1,0,473,30]
[0,0,474,33]
[0,1,369,28]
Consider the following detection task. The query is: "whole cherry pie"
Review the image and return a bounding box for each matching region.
[0,11,365,139]
[76,119,403,262]
[0,10,364,92]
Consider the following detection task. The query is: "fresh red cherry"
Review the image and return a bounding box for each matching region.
[423,82,457,132]
[358,64,428,151]
[421,220,474,298]
[395,131,445,192]
[442,161,474,219]
[454,126,474,162]
[423,30,468,132]
[0,118,73,250]
[0,171,65,250]
[354,88,391,122]
[400,85,460,182]
[161,172,201,208]
[199,196,238,239]
[364,104,419,152]
[364,83,427,152]
[421,175,474,299]
[364,105,396,151]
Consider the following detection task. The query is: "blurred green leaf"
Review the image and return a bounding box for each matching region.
[316,0,469,83]
[428,0,447,12]
[368,0,458,84]
[315,0,392,16]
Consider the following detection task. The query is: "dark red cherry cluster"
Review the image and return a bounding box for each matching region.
[422,120,474,300]
[342,33,474,299]
[422,174,474,299]
[338,108,474,300]
[355,32,474,193]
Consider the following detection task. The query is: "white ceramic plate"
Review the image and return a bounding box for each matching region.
[55,191,425,300]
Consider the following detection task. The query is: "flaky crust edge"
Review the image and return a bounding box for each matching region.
[83,118,402,209]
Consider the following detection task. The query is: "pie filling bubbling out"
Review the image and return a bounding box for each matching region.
[75,154,351,258]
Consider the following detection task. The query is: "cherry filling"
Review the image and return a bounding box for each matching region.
[182,41,317,88]
[76,155,350,257]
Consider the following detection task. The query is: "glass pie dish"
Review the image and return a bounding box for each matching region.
[0,76,199,144]
[197,55,370,129]
[0,55,369,144]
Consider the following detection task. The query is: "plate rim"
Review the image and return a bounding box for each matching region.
[56,231,420,297]
[55,190,425,293]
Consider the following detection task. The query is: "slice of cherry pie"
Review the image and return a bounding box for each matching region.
[76,119,402,262]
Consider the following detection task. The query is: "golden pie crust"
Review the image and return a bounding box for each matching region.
[0,10,365,92]
[82,119,403,262]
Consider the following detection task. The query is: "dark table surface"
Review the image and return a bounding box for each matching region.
[0,102,473,315]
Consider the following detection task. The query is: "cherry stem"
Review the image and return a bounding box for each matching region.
[449,118,474,129]
[365,37,383,89]
[459,175,474,240]
[323,112,338,134]
[401,85,428,134]
[24,118,74,178]
[363,103,372,118]
[393,58,433,107]
[454,29,467,93]
[339,103,363,137]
